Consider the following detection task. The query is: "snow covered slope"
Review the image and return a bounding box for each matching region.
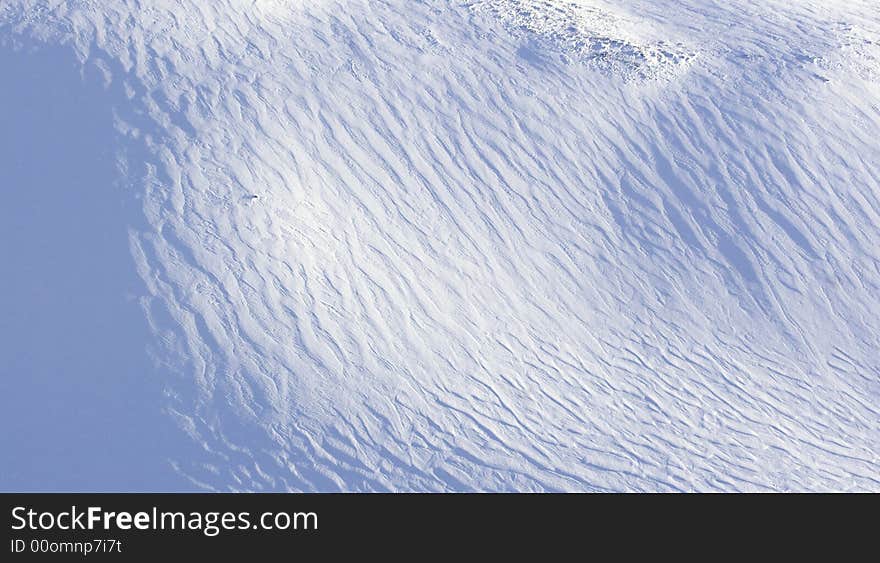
[1,0,878,491]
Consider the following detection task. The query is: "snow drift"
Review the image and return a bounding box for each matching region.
[1,0,878,491]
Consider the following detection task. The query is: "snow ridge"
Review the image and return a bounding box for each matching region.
[469,0,697,80]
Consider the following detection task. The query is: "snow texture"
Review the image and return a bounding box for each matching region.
[1,0,878,491]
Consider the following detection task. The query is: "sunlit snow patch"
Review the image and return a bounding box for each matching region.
[818,22,880,83]
[469,0,696,80]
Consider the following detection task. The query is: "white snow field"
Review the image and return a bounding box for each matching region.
[1,0,878,491]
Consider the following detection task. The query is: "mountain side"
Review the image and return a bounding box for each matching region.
[1,0,878,491]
